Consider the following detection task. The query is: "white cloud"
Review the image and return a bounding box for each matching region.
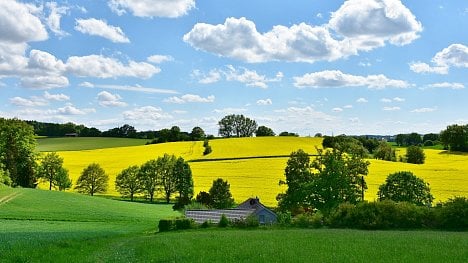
[97,91,127,107]
[147,55,174,64]
[123,106,172,121]
[393,97,405,102]
[108,0,195,18]
[293,70,409,89]
[184,1,421,63]
[46,2,69,37]
[214,108,247,114]
[67,55,159,79]
[10,96,48,107]
[75,18,130,43]
[411,107,437,113]
[80,82,178,94]
[343,105,353,109]
[410,44,468,74]
[164,94,215,104]
[332,107,343,112]
[44,91,70,101]
[56,105,95,115]
[409,62,448,74]
[0,0,48,43]
[426,82,465,90]
[380,98,392,103]
[256,99,272,106]
[20,75,69,89]
[28,49,66,73]
[285,106,334,121]
[382,106,400,111]
[192,69,222,84]
[356,98,368,103]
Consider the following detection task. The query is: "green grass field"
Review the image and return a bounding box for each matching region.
[37,137,150,151]
[1,187,467,262]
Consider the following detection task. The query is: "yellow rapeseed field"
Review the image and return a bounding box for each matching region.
[43,137,468,207]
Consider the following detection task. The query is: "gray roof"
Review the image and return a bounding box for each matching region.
[185,209,255,224]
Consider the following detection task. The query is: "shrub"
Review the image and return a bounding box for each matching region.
[292,213,323,228]
[0,169,12,186]
[406,146,425,164]
[436,197,468,230]
[175,218,193,230]
[218,214,229,228]
[277,211,292,226]
[203,145,212,155]
[423,140,434,147]
[158,219,174,232]
[378,171,434,206]
[203,140,209,147]
[201,220,211,228]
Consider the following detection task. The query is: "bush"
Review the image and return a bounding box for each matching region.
[406,146,425,164]
[232,215,259,228]
[292,213,323,228]
[277,211,292,226]
[423,140,434,147]
[203,140,209,147]
[201,220,211,228]
[378,171,433,206]
[175,218,193,230]
[158,219,174,232]
[203,145,212,155]
[436,197,468,230]
[0,169,12,186]
[218,214,229,227]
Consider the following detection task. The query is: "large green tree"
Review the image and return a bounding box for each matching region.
[377,171,434,206]
[218,114,257,138]
[255,126,275,137]
[209,178,234,209]
[75,163,108,196]
[406,146,425,164]
[173,157,194,208]
[190,126,205,141]
[373,142,396,161]
[440,124,468,152]
[0,118,37,187]
[38,152,70,190]
[157,154,177,203]
[138,159,160,202]
[115,165,141,201]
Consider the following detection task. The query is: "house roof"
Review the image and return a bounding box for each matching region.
[185,209,255,224]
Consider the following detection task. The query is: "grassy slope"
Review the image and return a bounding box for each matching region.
[37,137,150,152]
[40,137,468,206]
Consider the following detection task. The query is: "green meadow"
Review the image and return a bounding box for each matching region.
[37,137,150,152]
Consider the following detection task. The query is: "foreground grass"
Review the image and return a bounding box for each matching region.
[37,137,150,151]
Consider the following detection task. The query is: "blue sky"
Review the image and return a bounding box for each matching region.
[0,0,467,136]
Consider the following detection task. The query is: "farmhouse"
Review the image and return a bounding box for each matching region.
[185,197,277,224]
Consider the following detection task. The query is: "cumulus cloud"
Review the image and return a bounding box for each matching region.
[123,106,172,121]
[410,44,468,74]
[164,94,215,104]
[10,96,48,107]
[380,98,392,103]
[191,69,222,84]
[66,55,159,79]
[411,107,437,113]
[184,0,422,63]
[293,70,409,89]
[44,91,70,101]
[20,75,69,89]
[214,108,247,114]
[426,82,465,90]
[97,91,127,107]
[382,106,400,111]
[147,55,174,64]
[56,104,95,115]
[80,82,178,94]
[356,98,368,103]
[0,0,48,44]
[256,99,272,106]
[393,97,405,102]
[108,0,195,18]
[75,18,130,43]
[46,2,69,37]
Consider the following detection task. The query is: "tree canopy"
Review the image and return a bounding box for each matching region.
[38,152,71,191]
[75,163,108,196]
[377,171,434,206]
[406,146,425,164]
[440,124,468,152]
[209,178,235,209]
[115,165,141,201]
[218,114,258,138]
[256,126,275,137]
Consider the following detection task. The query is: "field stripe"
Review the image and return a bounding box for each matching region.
[189,154,319,163]
[0,192,22,206]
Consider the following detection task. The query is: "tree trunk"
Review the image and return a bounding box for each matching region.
[130,193,134,202]
[49,180,52,190]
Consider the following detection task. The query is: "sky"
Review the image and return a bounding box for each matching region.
[0,0,467,136]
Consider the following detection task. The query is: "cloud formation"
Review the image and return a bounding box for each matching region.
[97,91,128,107]
[164,94,215,104]
[410,44,468,74]
[293,70,409,89]
[184,0,422,63]
[75,18,130,43]
[108,0,195,18]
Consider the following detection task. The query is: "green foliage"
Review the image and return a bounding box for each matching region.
[276,211,292,226]
[200,220,211,228]
[406,146,425,164]
[209,178,234,209]
[292,213,323,228]
[38,152,70,191]
[436,197,468,230]
[255,126,275,137]
[218,114,258,138]
[395,133,423,146]
[232,214,259,228]
[158,219,174,232]
[218,214,230,227]
[373,142,396,161]
[203,140,212,155]
[138,159,160,202]
[378,171,433,206]
[195,191,211,206]
[173,157,194,209]
[321,135,368,157]
[0,118,37,187]
[278,131,299,137]
[0,167,12,186]
[423,140,434,146]
[423,133,439,143]
[440,124,468,152]
[184,201,208,211]
[75,163,109,196]
[190,126,205,141]
[115,165,141,201]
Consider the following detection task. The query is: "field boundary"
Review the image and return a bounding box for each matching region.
[189,154,319,163]
[0,192,22,206]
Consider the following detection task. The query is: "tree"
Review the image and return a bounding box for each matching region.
[218,114,257,138]
[196,191,211,206]
[278,148,369,214]
[55,168,72,191]
[279,131,298,137]
[0,118,37,187]
[373,142,396,161]
[321,135,368,158]
[440,124,468,152]
[190,127,205,141]
[157,154,177,203]
[406,146,425,164]
[173,157,194,208]
[377,171,434,206]
[169,126,181,142]
[407,133,422,146]
[395,134,407,146]
[75,163,108,196]
[423,133,439,143]
[138,159,160,202]
[277,149,312,212]
[255,126,275,137]
[209,178,234,209]
[115,165,141,201]
[38,152,69,190]
[0,165,12,186]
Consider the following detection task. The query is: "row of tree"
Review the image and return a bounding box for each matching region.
[440,124,468,152]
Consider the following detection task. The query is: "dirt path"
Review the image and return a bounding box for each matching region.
[0,192,22,206]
